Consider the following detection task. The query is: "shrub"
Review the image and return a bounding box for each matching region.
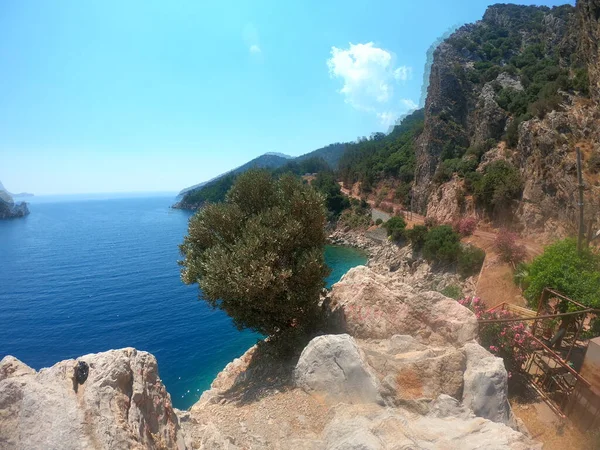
[494,229,527,265]
[523,238,600,308]
[440,284,464,300]
[405,225,428,251]
[179,170,329,340]
[460,297,540,376]
[384,216,407,242]
[474,160,523,213]
[453,217,478,236]
[375,218,383,226]
[457,245,486,278]
[423,225,461,264]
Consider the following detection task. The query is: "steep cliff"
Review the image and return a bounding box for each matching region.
[0,182,30,219]
[410,2,600,236]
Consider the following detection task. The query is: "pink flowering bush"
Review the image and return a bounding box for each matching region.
[452,217,478,237]
[459,297,540,376]
[494,229,527,265]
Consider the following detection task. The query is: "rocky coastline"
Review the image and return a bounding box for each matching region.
[0,227,535,449]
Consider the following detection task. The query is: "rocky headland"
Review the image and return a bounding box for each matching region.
[0,192,29,219]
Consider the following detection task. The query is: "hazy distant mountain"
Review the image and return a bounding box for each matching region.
[178,152,292,197]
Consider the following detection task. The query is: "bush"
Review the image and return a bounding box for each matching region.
[384,216,407,242]
[440,284,464,300]
[179,170,330,340]
[523,238,600,308]
[375,218,383,226]
[494,229,527,264]
[453,217,478,236]
[458,245,486,277]
[460,297,540,376]
[423,225,461,264]
[405,225,428,251]
[475,160,523,213]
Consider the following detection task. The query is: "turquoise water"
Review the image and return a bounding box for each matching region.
[0,195,366,409]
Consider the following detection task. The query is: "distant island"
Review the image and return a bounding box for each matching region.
[0,180,30,219]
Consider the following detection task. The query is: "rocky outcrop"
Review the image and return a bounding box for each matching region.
[176,265,534,449]
[0,348,186,450]
[328,266,478,346]
[578,0,600,100]
[294,334,382,405]
[411,2,600,237]
[0,188,29,219]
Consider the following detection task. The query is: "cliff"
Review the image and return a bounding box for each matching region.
[411,1,600,236]
[0,265,539,449]
[0,183,30,219]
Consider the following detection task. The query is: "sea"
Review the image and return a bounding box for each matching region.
[0,194,367,409]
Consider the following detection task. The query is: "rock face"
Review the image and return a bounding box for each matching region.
[0,348,186,450]
[328,266,478,346]
[294,334,382,405]
[0,186,29,219]
[175,265,535,449]
[411,3,600,237]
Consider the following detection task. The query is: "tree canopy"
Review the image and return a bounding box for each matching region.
[179,169,330,339]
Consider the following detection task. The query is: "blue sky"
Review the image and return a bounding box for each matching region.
[1,0,572,195]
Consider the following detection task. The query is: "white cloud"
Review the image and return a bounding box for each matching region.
[243,23,262,56]
[327,42,415,128]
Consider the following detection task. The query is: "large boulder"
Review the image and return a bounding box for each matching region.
[294,334,382,405]
[329,266,478,346]
[322,400,541,450]
[360,336,466,405]
[0,349,186,450]
[462,343,513,425]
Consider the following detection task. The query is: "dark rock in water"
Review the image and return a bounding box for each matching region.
[0,180,30,219]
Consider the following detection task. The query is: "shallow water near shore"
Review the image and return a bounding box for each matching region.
[0,195,366,409]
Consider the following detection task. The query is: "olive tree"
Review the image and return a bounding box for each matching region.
[179,169,330,340]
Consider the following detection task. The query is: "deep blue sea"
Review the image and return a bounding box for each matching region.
[0,194,366,409]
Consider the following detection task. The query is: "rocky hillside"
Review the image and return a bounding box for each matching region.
[1,263,540,449]
[0,181,30,219]
[411,1,600,236]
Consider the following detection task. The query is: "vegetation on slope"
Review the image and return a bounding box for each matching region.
[338,109,425,203]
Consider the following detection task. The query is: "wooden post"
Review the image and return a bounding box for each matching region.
[576,147,585,253]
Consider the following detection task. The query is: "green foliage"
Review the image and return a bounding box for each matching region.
[457,245,486,278]
[440,284,464,300]
[311,171,350,219]
[474,160,523,213]
[406,225,428,251]
[338,110,424,194]
[179,170,330,339]
[423,225,461,264]
[523,238,600,309]
[384,216,407,242]
[433,157,478,183]
[375,218,383,226]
